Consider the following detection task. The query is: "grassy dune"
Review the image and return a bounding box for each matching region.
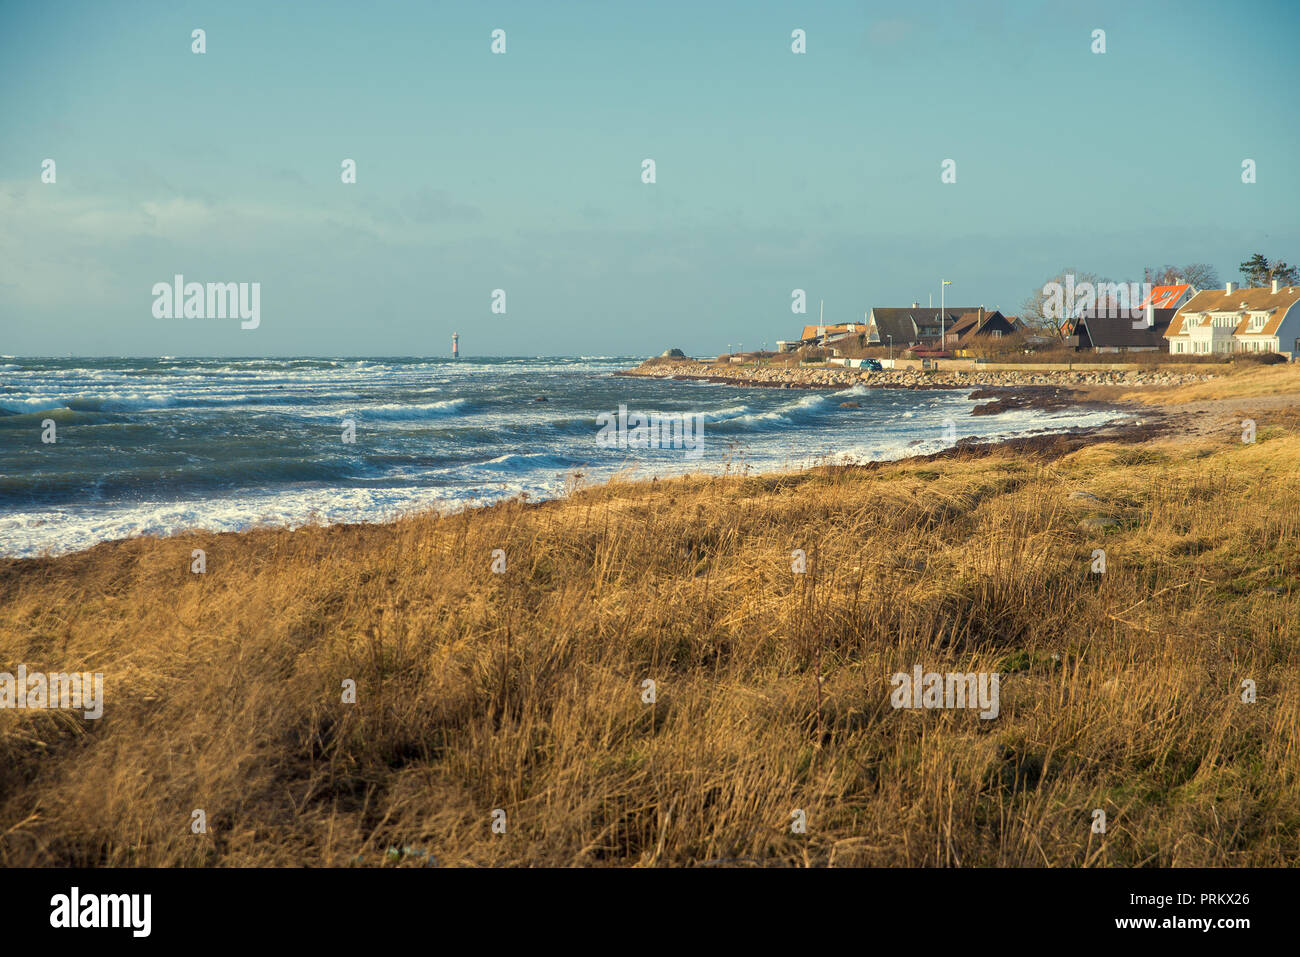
[1,376,1298,867]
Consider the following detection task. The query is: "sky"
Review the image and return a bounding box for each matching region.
[2,0,1298,357]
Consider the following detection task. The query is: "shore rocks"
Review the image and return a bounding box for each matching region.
[620,360,1216,392]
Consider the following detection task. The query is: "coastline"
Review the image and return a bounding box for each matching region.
[3,359,1286,563]
[0,360,1241,563]
[3,362,1298,866]
[614,356,1218,391]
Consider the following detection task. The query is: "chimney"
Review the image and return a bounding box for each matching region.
[1272,278,1280,294]
[1225,281,1234,294]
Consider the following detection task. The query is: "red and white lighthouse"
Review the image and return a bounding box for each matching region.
[452,332,459,359]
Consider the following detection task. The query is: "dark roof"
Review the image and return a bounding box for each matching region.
[869,307,977,342]
[951,310,1013,344]
[1074,309,1175,348]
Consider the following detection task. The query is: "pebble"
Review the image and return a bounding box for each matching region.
[631,363,1216,391]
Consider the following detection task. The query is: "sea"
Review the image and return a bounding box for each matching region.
[0,357,1128,558]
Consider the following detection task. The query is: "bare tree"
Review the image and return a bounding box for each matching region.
[1143,263,1219,290]
[1020,268,1113,338]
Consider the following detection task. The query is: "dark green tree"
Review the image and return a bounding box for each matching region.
[1239,253,1299,287]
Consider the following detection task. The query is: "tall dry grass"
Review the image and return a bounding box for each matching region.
[1,423,1297,866]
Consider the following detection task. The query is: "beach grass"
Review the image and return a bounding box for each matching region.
[1,385,1298,867]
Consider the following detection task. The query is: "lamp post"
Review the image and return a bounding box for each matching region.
[940,280,952,355]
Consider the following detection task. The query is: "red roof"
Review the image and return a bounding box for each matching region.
[1137,284,1191,309]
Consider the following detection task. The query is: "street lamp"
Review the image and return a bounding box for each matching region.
[940,280,953,355]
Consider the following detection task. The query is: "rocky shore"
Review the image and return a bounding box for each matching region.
[618,358,1215,391]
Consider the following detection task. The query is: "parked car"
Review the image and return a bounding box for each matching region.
[862,358,883,371]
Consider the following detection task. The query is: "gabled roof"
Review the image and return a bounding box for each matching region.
[1166,286,1300,338]
[1076,309,1175,348]
[1137,284,1192,309]
[868,307,976,342]
[948,309,1011,344]
[947,315,979,336]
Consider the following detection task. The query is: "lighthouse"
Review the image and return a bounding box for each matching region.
[452,332,459,359]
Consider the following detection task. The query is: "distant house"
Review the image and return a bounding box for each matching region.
[798,322,867,348]
[800,321,865,342]
[1073,309,1174,352]
[864,304,978,349]
[947,308,1017,349]
[1165,280,1300,356]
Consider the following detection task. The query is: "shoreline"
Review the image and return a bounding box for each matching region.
[2,363,1298,866]
[3,364,1298,866]
[1,361,1287,563]
[615,357,1218,392]
[2,403,1153,564]
[1,364,1195,563]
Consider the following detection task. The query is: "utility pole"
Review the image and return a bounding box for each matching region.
[940,280,952,354]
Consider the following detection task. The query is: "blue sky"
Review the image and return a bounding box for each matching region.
[2,0,1297,357]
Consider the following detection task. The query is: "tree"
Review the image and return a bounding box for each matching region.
[1143,263,1219,290]
[1239,253,1300,287]
[1020,268,1113,338]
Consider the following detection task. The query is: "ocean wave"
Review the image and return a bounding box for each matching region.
[706,391,835,433]
[479,451,581,473]
[284,398,474,422]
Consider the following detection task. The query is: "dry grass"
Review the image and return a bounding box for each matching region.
[1120,362,1300,404]
[1,421,1298,867]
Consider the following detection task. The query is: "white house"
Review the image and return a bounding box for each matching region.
[1165,280,1300,357]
